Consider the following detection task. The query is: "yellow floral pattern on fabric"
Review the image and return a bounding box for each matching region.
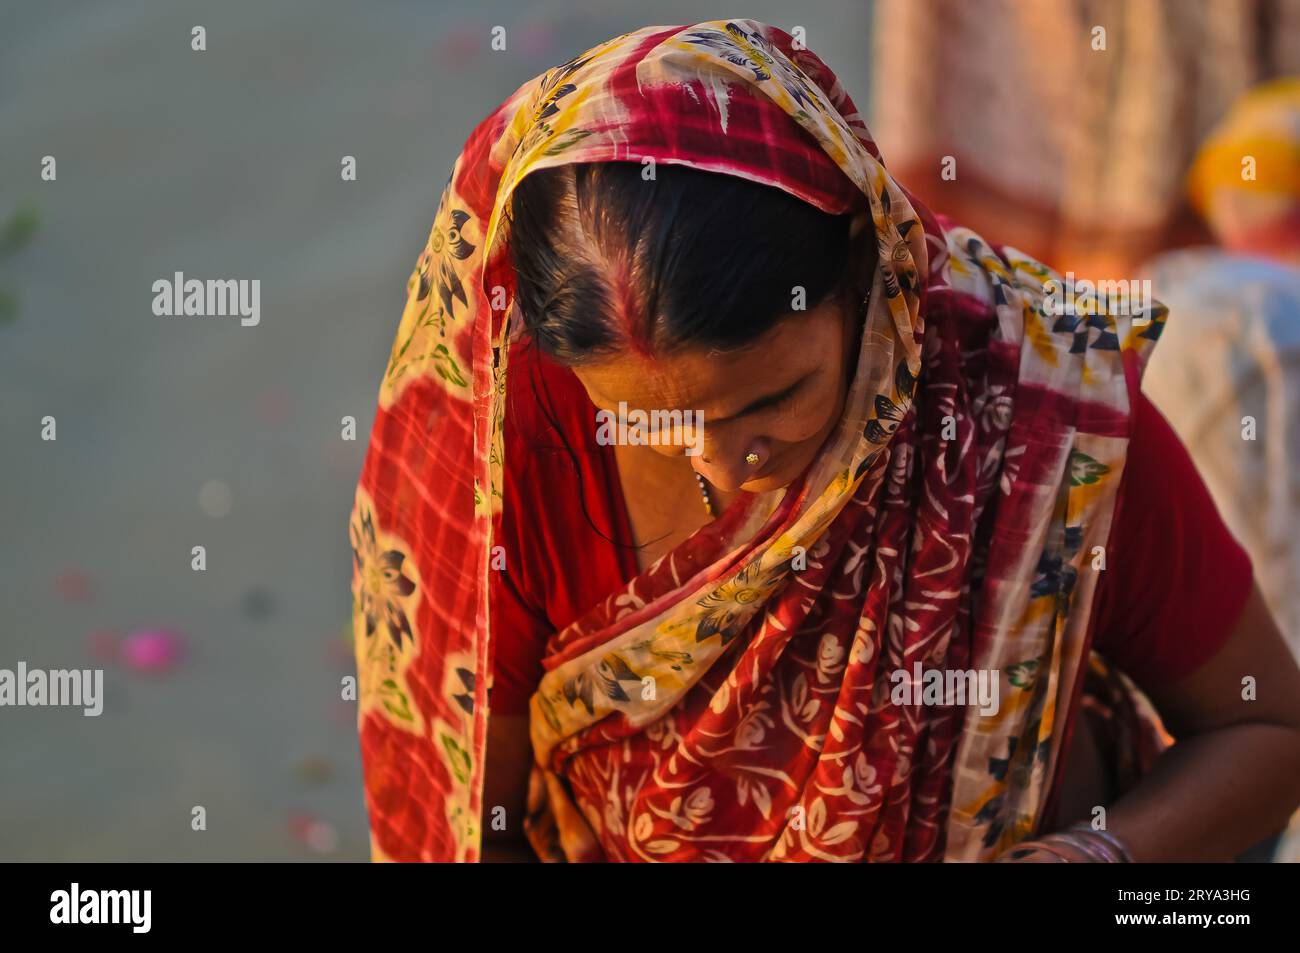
[350,488,425,736]
[381,185,479,409]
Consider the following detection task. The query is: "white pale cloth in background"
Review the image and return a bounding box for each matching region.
[1141,248,1300,658]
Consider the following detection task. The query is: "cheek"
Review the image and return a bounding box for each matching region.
[647,443,686,459]
[768,380,844,446]
[762,411,829,446]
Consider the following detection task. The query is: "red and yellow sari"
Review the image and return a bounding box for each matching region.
[349,19,1167,862]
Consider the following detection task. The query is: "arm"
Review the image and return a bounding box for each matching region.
[1100,582,1300,861]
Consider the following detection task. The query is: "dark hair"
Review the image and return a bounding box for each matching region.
[508,161,858,363]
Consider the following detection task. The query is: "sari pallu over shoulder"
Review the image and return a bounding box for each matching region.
[348,20,1168,863]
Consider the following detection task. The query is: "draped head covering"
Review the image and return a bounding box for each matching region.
[1186,76,1300,251]
[350,20,1166,862]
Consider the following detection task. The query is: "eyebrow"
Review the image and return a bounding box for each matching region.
[710,370,815,425]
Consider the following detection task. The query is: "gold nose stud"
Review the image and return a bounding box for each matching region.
[745,451,760,466]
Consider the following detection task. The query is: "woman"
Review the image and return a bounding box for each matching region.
[1144,78,1300,656]
[350,20,1300,862]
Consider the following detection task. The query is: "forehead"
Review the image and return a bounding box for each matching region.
[573,298,843,410]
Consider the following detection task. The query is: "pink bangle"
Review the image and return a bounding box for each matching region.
[998,826,1133,863]
[1066,823,1134,862]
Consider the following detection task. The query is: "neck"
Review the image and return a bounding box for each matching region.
[617,443,741,514]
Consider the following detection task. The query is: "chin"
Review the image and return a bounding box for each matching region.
[741,458,811,494]
[742,477,792,493]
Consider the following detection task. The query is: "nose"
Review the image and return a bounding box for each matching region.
[690,435,769,491]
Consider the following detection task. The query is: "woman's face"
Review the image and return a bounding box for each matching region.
[572,293,859,493]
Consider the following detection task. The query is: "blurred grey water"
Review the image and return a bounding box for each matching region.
[0,0,873,860]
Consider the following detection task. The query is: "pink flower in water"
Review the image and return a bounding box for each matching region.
[287,811,339,855]
[121,629,184,674]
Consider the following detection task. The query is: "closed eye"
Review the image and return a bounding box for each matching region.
[711,372,813,425]
[763,386,802,414]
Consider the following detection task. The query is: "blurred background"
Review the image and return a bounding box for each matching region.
[2,0,1298,861]
[0,0,872,861]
